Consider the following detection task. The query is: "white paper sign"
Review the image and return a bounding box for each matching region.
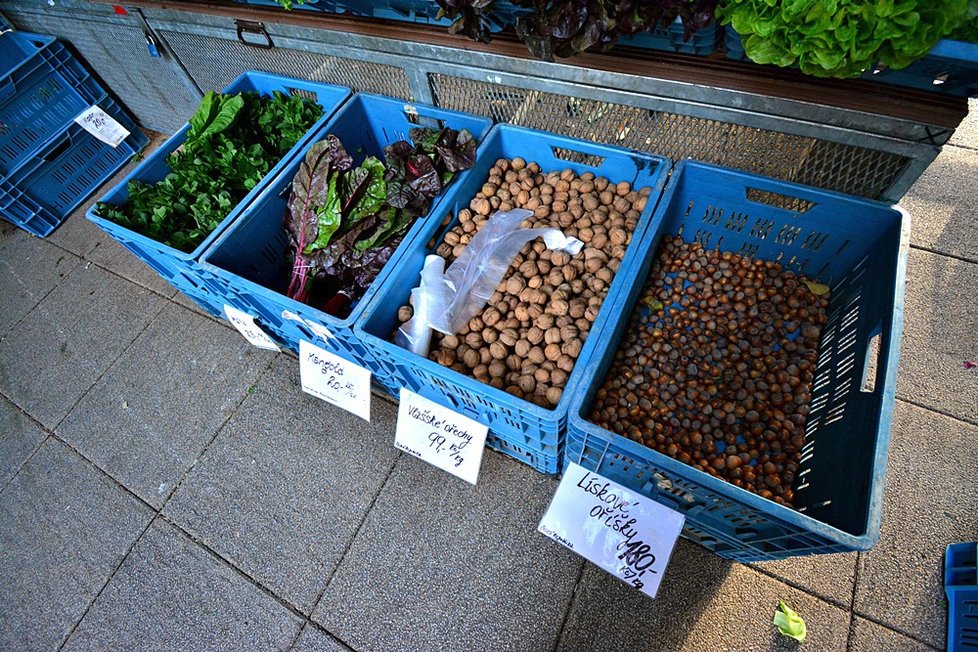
[538,462,685,598]
[298,340,371,421]
[224,305,280,352]
[394,388,488,485]
[74,105,130,148]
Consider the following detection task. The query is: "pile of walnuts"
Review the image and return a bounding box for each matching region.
[395,157,652,408]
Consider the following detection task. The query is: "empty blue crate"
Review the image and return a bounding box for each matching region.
[86,71,351,318]
[0,32,106,176]
[0,97,146,237]
[947,542,978,651]
[862,39,978,98]
[356,124,669,474]
[198,92,491,376]
[566,161,909,561]
[618,18,720,56]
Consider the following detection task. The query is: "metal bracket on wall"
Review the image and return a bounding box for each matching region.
[235,20,274,49]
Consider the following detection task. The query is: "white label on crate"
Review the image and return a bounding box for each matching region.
[394,388,488,485]
[299,339,371,421]
[224,305,280,352]
[538,463,685,598]
[282,310,334,342]
[74,105,130,148]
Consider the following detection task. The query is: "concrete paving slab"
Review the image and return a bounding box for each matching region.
[849,616,937,652]
[0,230,80,334]
[85,235,179,298]
[902,145,978,261]
[854,400,978,648]
[897,249,978,424]
[171,287,226,324]
[46,211,108,258]
[313,450,582,652]
[61,519,303,652]
[0,395,46,488]
[949,99,978,151]
[752,551,858,607]
[558,548,850,652]
[0,263,165,429]
[58,301,273,508]
[291,626,352,652]
[0,438,152,651]
[164,354,399,612]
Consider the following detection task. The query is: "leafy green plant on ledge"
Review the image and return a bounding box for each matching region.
[717,0,975,78]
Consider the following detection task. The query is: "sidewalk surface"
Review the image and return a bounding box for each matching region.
[1,100,976,652]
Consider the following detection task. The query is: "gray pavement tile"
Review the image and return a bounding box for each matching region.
[62,519,303,652]
[949,99,978,151]
[85,235,179,298]
[171,286,226,323]
[902,145,978,261]
[163,354,399,613]
[897,249,978,424]
[0,231,80,334]
[849,616,938,652]
[752,551,858,607]
[292,626,352,652]
[46,211,108,258]
[0,395,46,488]
[559,545,850,652]
[313,450,583,652]
[58,301,273,508]
[0,438,153,651]
[854,400,978,648]
[0,263,165,429]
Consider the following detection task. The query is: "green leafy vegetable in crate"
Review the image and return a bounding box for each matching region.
[95,90,323,252]
[718,0,972,77]
[949,0,978,43]
[285,127,476,316]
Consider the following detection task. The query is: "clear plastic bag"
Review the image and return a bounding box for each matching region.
[396,209,583,356]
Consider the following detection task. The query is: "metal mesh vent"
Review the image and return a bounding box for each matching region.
[161,31,412,100]
[3,9,200,133]
[431,74,910,199]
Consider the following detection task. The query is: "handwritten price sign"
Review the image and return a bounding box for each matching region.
[538,463,685,598]
[224,305,280,352]
[394,388,488,484]
[74,105,130,148]
[298,340,371,421]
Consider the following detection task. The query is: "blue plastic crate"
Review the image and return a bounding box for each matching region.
[565,160,909,560]
[198,93,491,368]
[862,39,978,98]
[86,72,351,318]
[947,542,978,651]
[0,98,146,237]
[356,124,669,474]
[618,18,720,56]
[0,33,107,177]
[724,26,746,61]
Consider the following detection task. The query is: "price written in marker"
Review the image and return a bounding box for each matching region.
[74,105,130,147]
[224,305,280,352]
[538,462,685,598]
[298,340,371,421]
[394,388,488,485]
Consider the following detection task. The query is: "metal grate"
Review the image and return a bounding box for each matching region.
[161,31,412,100]
[430,74,911,200]
[3,9,200,133]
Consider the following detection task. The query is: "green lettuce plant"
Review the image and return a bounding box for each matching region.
[718,0,970,77]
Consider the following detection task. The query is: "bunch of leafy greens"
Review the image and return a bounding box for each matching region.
[285,127,476,316]
[718,0,971,78]
[949,0,978,42]
[95,90,322,252]
[435,0,719,59]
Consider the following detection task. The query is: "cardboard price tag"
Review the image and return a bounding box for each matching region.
[538,463,685,598]
[74,105,130,147]
[394,388,488,485]
[298,340,371,421]
[224,305,280,352]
